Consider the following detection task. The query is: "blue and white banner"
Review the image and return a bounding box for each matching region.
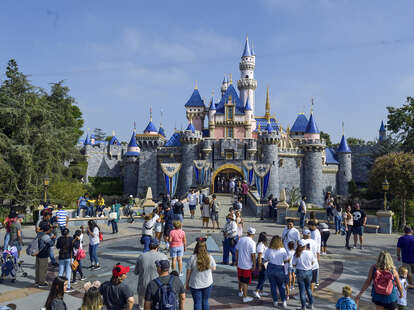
[253,163,271,199]
[194,160,208,185]
[242,160,256,185]
[161,163,182,197]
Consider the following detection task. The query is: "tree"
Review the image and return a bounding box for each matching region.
[320,131,332,147]
[368,152,414,229]
[387,97,414,152]
[0,59,84,205]
[346,137,366,146]
[92,128,106,141]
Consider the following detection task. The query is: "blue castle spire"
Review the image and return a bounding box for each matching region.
[242,36,252,57]
[209,96,216,111]
[305,113,320,134]
[265,121,273,133]
[186,121,195,133]
[337,135,351,153]
[158,126,166,137]
[379,120,386,132]
[125,129,140,157]
[83,133,91,145]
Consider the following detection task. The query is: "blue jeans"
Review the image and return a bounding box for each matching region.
[266,264,286,302]
[191,285,212,310]
[58,258,72,288]
[89,244,99,265]
[77,205,91,217]
[142,235,151,253]
[296,269,313,308]
[223,237,238,264]
[299,212,306,229]
[334,215,342,233]
[4,232,10,250]
[49,246,57,264]
[256,264,267,291]
[111,220,118,233]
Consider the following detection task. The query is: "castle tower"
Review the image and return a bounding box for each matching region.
[244,96,253,138]
[237,37,257,112]
[184,83,206,132]
[123,129,140,196]
[208,95,216,138]
[337,134,352,196]
[221,76,228,96]
[178,128,202,196]
[301,114,324,205]
[379,120,386,142]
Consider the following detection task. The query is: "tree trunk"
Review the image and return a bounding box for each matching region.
[401,199,407,230]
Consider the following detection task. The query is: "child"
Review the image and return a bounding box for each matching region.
[336,285,357,310]
[286,241,296,297]
[397,266,408,310]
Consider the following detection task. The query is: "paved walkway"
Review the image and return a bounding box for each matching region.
[0,199,411,309]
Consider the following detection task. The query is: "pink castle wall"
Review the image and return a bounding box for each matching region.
[193,118,203,132]
[214,127,225,139]
[234,127,245,139]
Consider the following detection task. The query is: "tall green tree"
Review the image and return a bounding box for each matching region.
[368,152,414,229]
[0,59,84,205]
[92,128,106,141]
[320,131,332,147]
[387,97,414,152]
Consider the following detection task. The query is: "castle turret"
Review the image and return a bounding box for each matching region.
[244,97,253,138]
[90,134,96,145]
[220,76,228,96]
[237,36,257,112]
[379,120,386,142]
[337,134,352,196]
[208,96,216,138]
[84,134,91,146]
[304,113,320,140]
[123,129,140,195]
[143,109,158,134]
[184,83,206,132]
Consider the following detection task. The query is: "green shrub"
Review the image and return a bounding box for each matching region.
[88,177,123,196]
[48,179,86,208]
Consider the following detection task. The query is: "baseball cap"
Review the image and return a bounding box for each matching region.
[298,239,307,247]
[112,264,130,277]
[155,260,170,271]
[404,226,412,234]
[150,238,160,247]
[247,227,256,235]
[17,214,24,219]
[303,229,311,236]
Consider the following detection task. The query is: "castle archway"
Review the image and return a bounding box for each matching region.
[211,164,244,193]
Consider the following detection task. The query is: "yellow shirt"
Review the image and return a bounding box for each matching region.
[97,198,105,206]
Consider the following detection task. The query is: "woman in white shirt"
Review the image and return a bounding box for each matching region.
[141,213,160,253]
[254,232,269,299]
[264,236,289,309]
[292,240,315,310]
[185,238,216,310]
[87,220,101,270]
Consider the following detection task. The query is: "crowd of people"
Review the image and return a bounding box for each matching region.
[1,187,413,310]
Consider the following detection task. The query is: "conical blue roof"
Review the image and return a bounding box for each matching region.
[209,97,216,111]
[265,122,273,133]
[305,113,320,134]
[125,130,140,157]
[109,136,120,145]
[291,114,309,133]
[165,132,182,147]
[128,131,138,147]
[184,89,205,107]
[158,126,166,137]
[83,134,91,145]
[379,120,386,132]
[242,37,252,57]
[186,122,195,133]
[144,121,158,133]
[222,76,227,84]
[215,84,244,114]
[337,135,351,153]
[244,97,252,111]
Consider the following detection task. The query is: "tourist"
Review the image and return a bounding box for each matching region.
[397,226,414,286]
[298,196,307,229]
[210,194,220,230]
[81,285,103,310]
[241,180,249,205]
[56,204,69,233]
[141,212,160,253]
[319,222,330,256]
[324,192,334,224]
[3,210,16,250]
[355,251,403,310]
[271,196,278,221]
[77,193,91,218]
[233,196,243,213]
[134,238,168,309]
[267,194,274,218]
[235,211,243,237]
[72,230,86,283]
[222,213,238,265]
[87,220,101,270]
[254,232,269,299]
[35,221,54,288]
[9,214,24,257]
[56,228,73,292]
[397,266,408,310]
[154,205,163,242]
[229,178,235,195]
[352,203,366,249]
[173,197,184,223]
[264,235,289,308]
[335,285,357,310]
[188,189,198,219]
[344,205,353,250]
[302,229,319,294]
[292,239,315,310]
[125,195,135,223]
[286,241,296,298]
[308,212,319,226]
[333,204,343,235]
[201,196,211,229]
[35,209,58,266]
[186,238,216,310]
[100,264,135,310]
[109,200,121,234]
[96,194,105,218]
[44,276,68,310]
[235,227,256,303]
[169,221,186,276]
[282,219,300,251]
[144,260,185,310]
[308,221,321,289]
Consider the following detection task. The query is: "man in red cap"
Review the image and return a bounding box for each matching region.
[99,263,135,310]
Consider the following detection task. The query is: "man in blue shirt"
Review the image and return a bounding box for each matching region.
[397,226,414,285]
[77,193,90,217]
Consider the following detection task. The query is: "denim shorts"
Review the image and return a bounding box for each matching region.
[170,245,184,257]
[352,226,364,236]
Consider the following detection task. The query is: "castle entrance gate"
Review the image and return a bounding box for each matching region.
[211,164,244,193]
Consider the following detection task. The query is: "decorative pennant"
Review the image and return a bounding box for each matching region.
[242,160,256,185]
[161,163,182,197]
[253,163,271,178]
[194,160,207,185]
[161,163,182,178]
[253,163,271,198]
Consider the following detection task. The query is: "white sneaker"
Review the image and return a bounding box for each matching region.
[273,301,278,307]
[281,301,288,309]
[253,291,260,299]
[179,273,183,277]
[260,291,269,296]
[243,297,253,303]
[238,291,243,297]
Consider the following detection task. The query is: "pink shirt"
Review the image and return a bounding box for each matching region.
[242,183,249,195]
[169,229,185,248]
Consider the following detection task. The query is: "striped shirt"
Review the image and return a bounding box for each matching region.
[56,209,68,227]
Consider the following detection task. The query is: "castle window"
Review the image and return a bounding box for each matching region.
[226,106,234,121]
[227,127,233,138]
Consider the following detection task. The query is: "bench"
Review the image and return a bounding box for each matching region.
[365,224,380,233]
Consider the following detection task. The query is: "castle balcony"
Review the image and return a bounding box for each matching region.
[237,79,257,90]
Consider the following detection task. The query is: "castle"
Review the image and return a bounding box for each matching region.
[82,37,384,206]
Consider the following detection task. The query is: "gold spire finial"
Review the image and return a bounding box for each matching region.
[229,73,232,84]
[310,98,314,114]
[265,87,271,121]
[194,80,198,90]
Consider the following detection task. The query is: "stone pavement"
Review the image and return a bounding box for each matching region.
[0,202,412,309]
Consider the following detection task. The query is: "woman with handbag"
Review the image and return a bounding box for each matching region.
[72,230,86,283]
[87,220,101,270]
[109,201,121,234]
[56,228,73,292]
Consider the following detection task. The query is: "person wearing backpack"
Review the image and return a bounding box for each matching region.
[56,228,73,292]
[144,260,185,310]
[35,221,55,288]
[72,230,86,284]
[99,263,135,310]
[355,251,403,310]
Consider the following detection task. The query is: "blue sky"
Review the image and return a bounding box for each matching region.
[1,0,413,143]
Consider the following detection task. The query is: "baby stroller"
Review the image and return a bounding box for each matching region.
[0,247,27,283]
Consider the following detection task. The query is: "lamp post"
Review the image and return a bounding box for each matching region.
[382,177,389,211]
[43,175,50,204]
